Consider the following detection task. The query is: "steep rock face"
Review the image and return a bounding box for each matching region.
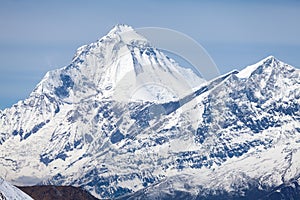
[0,24,299,199]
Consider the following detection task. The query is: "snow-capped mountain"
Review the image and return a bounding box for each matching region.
[0,178,33,200]
[0,24,299,199]
[119,55,300,199]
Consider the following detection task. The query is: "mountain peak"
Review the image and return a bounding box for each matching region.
[255,55,279,67]
[33,24,204,103]
[259,55,280,66]
[262,55,275,61]
[236,55,280,78]
[100,24,147,46]
[108,24,135,35]
[105,24,143,42]
[71,25,142,63]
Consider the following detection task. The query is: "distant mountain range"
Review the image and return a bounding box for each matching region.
[0,25,299,199]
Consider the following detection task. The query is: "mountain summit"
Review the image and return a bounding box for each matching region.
[237,55,289,78]
[33,24,204,104]
[0,25,299,199]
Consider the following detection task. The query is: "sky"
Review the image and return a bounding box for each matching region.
[0,0,300,109]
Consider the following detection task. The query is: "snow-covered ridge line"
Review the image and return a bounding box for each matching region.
[0,178,33,200]
[236,55,292,79]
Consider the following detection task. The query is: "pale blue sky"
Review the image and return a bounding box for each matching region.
[0,0,300,109]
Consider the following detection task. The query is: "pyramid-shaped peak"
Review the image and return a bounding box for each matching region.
[263,55,275,60]
[71,24,147,64]
[260,55,278,64]
[101,24,147,45]
[237,56,283,79]
[107,24,135,35]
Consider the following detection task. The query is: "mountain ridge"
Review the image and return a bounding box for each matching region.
[0,178,33,200]
[17,185,98,200]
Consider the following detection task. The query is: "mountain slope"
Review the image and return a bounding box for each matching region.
[117,55,300,199]
[0,24,299,199]
[18,185,98,200]
[0,24,205,198]
[0,24,204,145]
[0,178,33,200]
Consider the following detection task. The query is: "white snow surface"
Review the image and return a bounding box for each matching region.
[237,55,275,79]
[33,24,205,104]
[0,178,33,200]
